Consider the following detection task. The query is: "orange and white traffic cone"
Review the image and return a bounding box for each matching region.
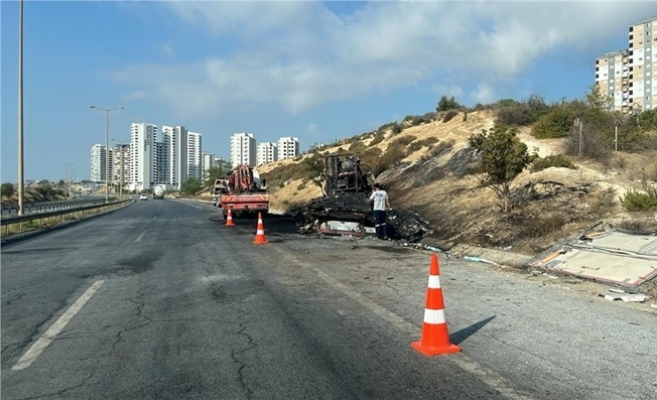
[412,253,461,356]
[252,212,268,244]
[225,208,235,226]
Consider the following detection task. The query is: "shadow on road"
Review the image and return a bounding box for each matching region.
[450,315,496,345]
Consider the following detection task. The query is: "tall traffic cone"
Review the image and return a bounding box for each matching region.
[252,212,268,244]
[412,253,461,356]
[225,208,235,226]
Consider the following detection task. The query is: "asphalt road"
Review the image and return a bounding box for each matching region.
[2,199,656,400]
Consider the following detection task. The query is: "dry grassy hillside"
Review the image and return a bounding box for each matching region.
[259,109,656,254]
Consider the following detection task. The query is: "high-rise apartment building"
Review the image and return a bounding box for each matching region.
[154,142,167,185]
[231,133,256,167]
[202,152,215,179]
[187,132,202,182]
[129,123,157,192]
[90,144,113,183]
[257,142,277,166]
[113,143,131,187]
[277,137,299,161]
[596,15,657,113]
[90,144,103,182]
[162,126,188,189]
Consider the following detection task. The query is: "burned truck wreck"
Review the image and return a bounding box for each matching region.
[297,152,433,242]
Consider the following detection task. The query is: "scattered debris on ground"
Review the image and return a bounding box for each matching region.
[525,225,657,288]
[295,193,434,242]
[601,288,651,303]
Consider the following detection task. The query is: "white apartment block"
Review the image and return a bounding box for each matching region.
[187,132,202,182]
[162,126,188,189]
[113,144,131,185]
[277,137,299,161]
[596,15,657,113]
[202,152,215,179]
[90,144,113,183]
[129,123,157,192]
[154,142,166,185]
[257,142,277,166]
[231,132,256,167]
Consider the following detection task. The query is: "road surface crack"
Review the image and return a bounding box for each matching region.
[202,254,257,398]
[108,285,152,356]
[2,292,27,306]
[230,324,257,400]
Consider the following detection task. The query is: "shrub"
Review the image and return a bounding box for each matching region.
[391,123,403,135]
[436,96,462,112]
[531,106,576,139]
[495,95,550,126]
[442,110,458,123]
[403,113,434,127]
[620,185,657,211]
[408,137,440,153]
[374,146,407,176]
[531,155,577,172]
[389,135,417,149]
[360,147,383,172]
[348,140,367,154]
[463,112,468,122]
[369,133,385,146]
[469,124,536,212]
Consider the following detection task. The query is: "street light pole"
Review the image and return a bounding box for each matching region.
[17,0,24,215]
[90,106,123,203]
[65,163,75,198]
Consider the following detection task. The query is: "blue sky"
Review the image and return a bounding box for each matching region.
[1,1,655,182]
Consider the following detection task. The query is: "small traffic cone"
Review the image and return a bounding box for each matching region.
[252,212,268,244]
[412,253,461,356]
[225,208,235,226]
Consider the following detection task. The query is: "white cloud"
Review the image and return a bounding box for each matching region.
[307,123,321,136]
[123,90,152,100]
[431,84,463,98]
[110,2,657,118]
[470,83,496,104]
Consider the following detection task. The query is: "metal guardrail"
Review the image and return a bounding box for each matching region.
[1,197,110,216]
[1,199,133,236]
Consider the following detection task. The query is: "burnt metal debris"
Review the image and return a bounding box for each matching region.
[295,151,434,242]
[297,192,433,242]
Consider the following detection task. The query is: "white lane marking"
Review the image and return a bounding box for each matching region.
[12,280,105,371]
[153,216,157,221]
[135,230,146,243]
[275,251,533,400]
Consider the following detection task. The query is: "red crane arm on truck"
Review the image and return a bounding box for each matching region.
[219,164,269,217]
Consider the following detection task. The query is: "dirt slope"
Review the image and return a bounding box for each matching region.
[259,110,655,254]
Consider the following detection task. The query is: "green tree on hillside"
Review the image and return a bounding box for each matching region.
[301,154,325,190]
[1,183,15,199]
[181,178,203,196]
[469,124,536,212]
[436,96,461,112]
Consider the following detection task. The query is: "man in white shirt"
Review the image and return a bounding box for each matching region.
[368,183,391,240]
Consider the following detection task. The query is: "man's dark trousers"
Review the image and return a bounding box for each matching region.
[374,210,387,239]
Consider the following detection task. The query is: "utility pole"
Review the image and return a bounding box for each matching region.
[90,106,124,203]
[65,163,75,198]
[17,0,24,215]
